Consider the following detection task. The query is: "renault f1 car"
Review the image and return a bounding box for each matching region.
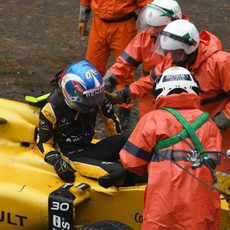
[0,98,229,230]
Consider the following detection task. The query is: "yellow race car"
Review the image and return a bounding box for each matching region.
[0,98,229,230]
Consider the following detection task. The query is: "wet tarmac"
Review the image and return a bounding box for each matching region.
[0,0,229,137]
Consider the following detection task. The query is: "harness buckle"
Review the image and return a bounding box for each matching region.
[186,149,202,169]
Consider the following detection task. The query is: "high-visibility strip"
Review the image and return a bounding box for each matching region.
[151,69,157,80]
[142,70,150,76]
[123,140,152,162]
[201,92,227,106]
[151,149,189,162]
[120,51,141,68]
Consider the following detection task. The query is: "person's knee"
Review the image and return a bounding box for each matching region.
[98,162,126,188]
[113,131,131,145]
[98,169,125,188]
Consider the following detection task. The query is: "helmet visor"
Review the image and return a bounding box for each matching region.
[159,30,198,56]
[64,86,105,113]
[152,32,167,57]
[136,4,173,32]
[153,31,191,61]
[82,87,105,105]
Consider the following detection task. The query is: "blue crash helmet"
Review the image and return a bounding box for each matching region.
[60,60,105,113]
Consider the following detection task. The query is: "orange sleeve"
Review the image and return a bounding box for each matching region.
[216,51,230,119]
[108,33,144,84]
[136,0,152,7]
[80,0,91,8]
[129,74,154,99]
[119,112,157,174]
[129,57,170,99]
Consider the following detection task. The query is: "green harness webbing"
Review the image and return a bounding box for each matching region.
[154,107,210,152]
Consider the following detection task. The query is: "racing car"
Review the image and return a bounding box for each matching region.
[0,98,229,230]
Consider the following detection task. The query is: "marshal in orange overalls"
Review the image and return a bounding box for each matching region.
[120,93,222,229]
[129,31,230,171]
[80,0,151,110]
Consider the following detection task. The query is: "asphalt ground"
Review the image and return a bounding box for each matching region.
[0,0,229,137]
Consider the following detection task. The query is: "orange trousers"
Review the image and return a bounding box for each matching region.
[86,15,137,109]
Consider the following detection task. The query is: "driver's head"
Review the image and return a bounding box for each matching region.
[60,60,105,113]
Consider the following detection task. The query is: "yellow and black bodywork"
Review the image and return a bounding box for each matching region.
[0,98,229,230]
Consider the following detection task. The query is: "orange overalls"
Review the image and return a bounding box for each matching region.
[129,30,230,171]
[80,0,151,110]
[120,93,222,229]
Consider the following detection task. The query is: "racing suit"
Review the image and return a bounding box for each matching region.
[120,93,222,229]
[36,89,127,182]
[127,30,230,171]
[108,15,189,117]
[80,0,151,110]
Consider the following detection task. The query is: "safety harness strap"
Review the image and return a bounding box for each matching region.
[154,107,210,152]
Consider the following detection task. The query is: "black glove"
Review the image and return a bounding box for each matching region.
[105,91,124,104]
[201,153,220,170]
[213,111,230,131]
[103,71,118,92]
[45,151,76,182]
[105,86,131,104]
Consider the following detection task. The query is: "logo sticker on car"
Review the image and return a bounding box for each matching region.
[48,184,75,230]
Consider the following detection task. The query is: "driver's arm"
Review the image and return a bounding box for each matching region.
[36,103,56,158]
[99,97,122,136]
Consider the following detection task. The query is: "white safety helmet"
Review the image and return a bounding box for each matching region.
[136,0,182,32]
[160,19,200,54]
[154,66,200,100]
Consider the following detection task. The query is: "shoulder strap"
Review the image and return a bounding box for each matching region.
[154,107,210,152]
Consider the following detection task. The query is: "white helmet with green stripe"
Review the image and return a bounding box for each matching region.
[136,0,182,31]
[160,19,200,54]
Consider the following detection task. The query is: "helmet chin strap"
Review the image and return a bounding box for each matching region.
[65,98,96,114]
[186,49,198,68]
[173,48,198,67]
[169,49,189,65]
[172,54,188,67]
[64,99,78,111]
